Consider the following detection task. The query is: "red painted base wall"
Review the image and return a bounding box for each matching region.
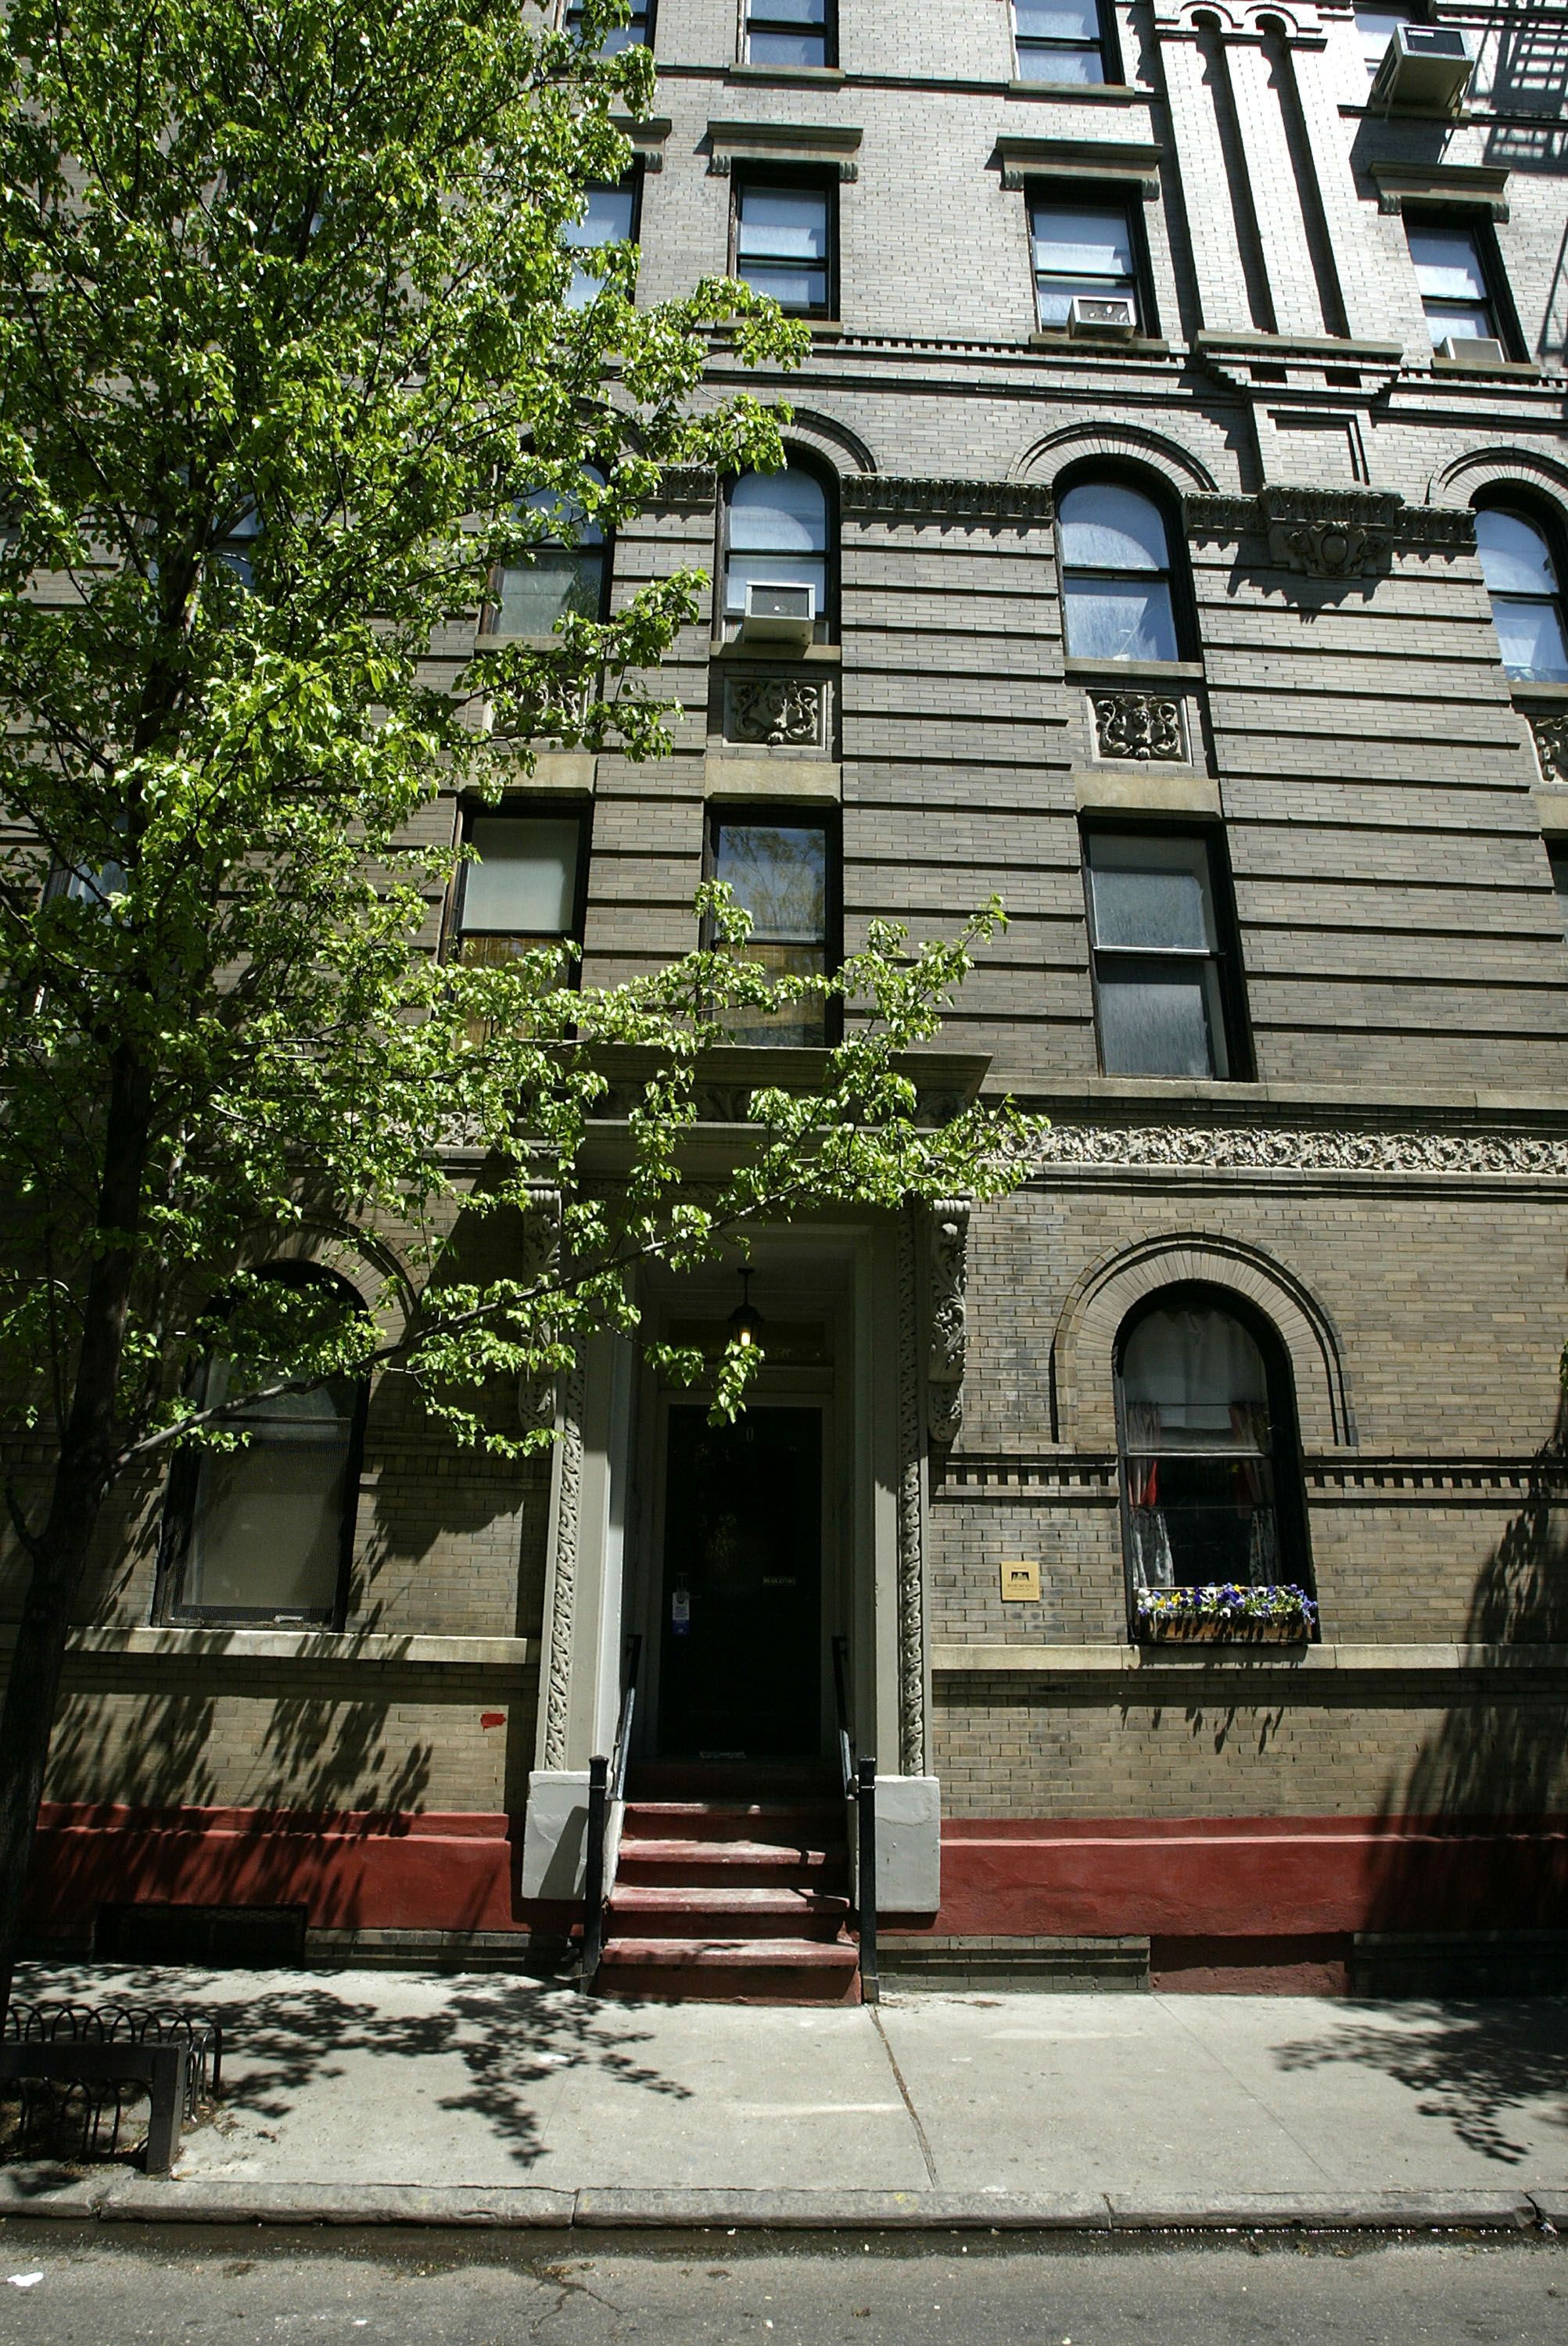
[23,1804,1568,1950]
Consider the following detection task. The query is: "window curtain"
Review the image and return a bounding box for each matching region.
[1124,1398,1174,1587]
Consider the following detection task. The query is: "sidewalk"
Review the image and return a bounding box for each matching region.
[4,1960,1567,2231]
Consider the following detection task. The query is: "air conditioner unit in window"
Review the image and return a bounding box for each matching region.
[1437,333,1505,368]
[739,579,816,649]
[1369,24,1476,113]
[1068,294,1137,341]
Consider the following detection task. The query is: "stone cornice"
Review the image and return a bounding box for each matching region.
[841,474,1056,523]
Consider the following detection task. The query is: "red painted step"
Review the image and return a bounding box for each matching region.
[595,1936,860,2006]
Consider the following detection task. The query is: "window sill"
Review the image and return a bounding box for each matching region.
[1030,330,1169,357]
[1509,680,1568,706]
[727,61,845,84]
[712,638,842,663]
[1064,656,1205,684]
[1430,353,1539,378]
[1006,79,1146,102]
[9,1623,537,1670]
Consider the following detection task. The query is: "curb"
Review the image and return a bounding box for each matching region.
[0,2173,1562,2234]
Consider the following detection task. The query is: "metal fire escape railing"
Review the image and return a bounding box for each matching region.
[832,1634,879,2005]
[580,1633,643,1993]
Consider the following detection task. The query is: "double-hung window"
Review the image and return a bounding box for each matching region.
[565,0,650,56]
[1083,830,1241,1080]
[723,466,833,640]
[734,178,833,314]
[1059,480,1179,663]
[1014,0,1110,84]
[564,180,637,309]
[1031,196,1140,332]
[490,474,606,637]
[1475,506,1568,684]
[710,813,836,1046]
[746,0,832,68]
[1405,219,1505,351]
[452,811,587,970]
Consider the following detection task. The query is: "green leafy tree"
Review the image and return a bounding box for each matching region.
[0,0,1035,2012]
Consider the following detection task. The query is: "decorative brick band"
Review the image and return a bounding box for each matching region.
[841,474,1056,523]
[1027,1124,1568,1179]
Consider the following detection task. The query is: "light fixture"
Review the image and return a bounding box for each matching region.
[727,1267,765,1351]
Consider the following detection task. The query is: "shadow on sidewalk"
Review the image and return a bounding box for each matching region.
[1271,2000,1568,2165]
[12,1968,691,2170]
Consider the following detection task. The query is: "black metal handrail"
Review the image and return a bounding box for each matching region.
[831,1634,879,2005]
[581,1632,643,1992]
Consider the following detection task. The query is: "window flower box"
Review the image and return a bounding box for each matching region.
[1134,1584,1317,1645]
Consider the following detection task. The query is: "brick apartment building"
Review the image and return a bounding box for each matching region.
[16,0,1568,1996]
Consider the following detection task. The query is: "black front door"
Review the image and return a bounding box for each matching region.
[657,1405,823,1758]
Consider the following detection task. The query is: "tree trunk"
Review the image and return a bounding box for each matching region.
[0,1051,151,2028]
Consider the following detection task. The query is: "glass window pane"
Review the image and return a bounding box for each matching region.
[738,188,828,261]
[462,816,580,934]
[1477,508,1559,595]
[520,479,604,548]
[1017,0,1100,38]
[748,30,826,63]
[1089,835,1216,951]
[717,941,828,1046]
[755,0,826,20]
[185,1443,349,1613]
[1423,300,1497,345]
[723,550,828,617]
[1063,575,1179,662]
[1121,1306,1268,1437]
[738,260,827,308]
[729,468,828,553]
[493,547,603,633]
[1032,207,1133,280]
[715,823,827,942]
[1016,45,1102,80]
[565,184,634,305]
[1407,226,1488,303]
[1549,848,1568,941]
[1096,962,1218,1077]
[1060,482,1170,573]
[1491,595,1568,683]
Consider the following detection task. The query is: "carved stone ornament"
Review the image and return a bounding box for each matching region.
[1186,489,1475,572]
[655,465,717,508]
[926,1197,971,1446]
[840,475,1056,526]
[1090,689,1186,762]
[1028,1124,1568,1178]
[1533,713,1568,787]
[724,673,829,749]
[540,1344,587,1770]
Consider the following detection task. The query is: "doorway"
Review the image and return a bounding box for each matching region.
[657,1404,823,1758]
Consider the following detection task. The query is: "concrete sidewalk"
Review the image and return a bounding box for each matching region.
[4,1960,1567,2230]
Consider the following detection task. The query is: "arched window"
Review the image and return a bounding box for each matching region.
[490,471,607,638]
[1115,1288,1306,1598]
[161,1269,367,1625]
[1474,503,1568,684]
[1058,479,1179,663]
[723,464,833,640]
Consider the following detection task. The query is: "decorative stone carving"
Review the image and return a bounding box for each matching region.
[1028,1124,1568,1178]
[1185,489,1475,568]
[724,674,829,749]
[841,475,1056,525]
[1532,713,1568,787]
[895,1208,927,1776]
[926,1198,971,1446]
[655,465,716,507]
[1090,689,1186,762]
[517,1187,562,1434]
[540,1345,586,1770]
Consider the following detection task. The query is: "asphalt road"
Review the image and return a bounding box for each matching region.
[0,2226,1564,2345]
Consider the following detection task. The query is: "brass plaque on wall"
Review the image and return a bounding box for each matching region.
[1000,1559,1041,1603]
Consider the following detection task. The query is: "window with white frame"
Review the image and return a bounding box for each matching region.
[1030,196,1140,331]
[1058,479,1179,663]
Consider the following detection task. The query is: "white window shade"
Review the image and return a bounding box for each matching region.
[463,816,580,934]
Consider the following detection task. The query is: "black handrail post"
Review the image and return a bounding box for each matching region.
[857,1752,880,2005]
[581,1752,609,1990]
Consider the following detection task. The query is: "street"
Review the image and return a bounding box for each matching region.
[0,2226,1563,2345]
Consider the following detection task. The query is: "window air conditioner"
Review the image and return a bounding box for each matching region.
[739,579,816,648]
[1369,24,1476,113]
[1436,333,1505,369]
[1068,294,1137,341]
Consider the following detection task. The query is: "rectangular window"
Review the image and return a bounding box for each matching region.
[710,813,836,1046]
[452,811,587,968]
[1084,831,1242,1080]
[564,178,637,310]
[1548,845,1568,942]
[1031,196,1139,331]
[565,0,650,56]
[747,0,832,69]
[1014,0,1109,84]
[1406,219,1503,349]
[734,178,833,315]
